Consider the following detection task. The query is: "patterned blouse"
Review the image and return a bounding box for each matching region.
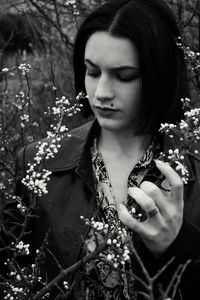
[74,136,160,300]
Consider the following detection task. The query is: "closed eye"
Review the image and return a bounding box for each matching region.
[117,70,141,82]
[84,59,140,82]
[85,68,101,78]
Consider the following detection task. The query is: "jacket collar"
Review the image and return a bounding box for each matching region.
[44,119,96,171]
[45,119,196,182]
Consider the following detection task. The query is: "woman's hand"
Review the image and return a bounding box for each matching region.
[117,159,184,256]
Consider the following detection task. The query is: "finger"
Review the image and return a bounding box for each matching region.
[155,159,183,200]
[139,181,167,212]
[128,187,161,219]
[117,203,145,234]
[160,178,171,192]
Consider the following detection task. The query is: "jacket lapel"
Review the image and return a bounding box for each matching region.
[44,119,98,194]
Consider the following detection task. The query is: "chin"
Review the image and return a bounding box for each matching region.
[97,118,130,132]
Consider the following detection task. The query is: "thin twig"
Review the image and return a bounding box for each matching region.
[32,241,108,300]
[171,260,191,299]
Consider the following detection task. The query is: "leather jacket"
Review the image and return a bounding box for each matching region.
[15,120,200,299]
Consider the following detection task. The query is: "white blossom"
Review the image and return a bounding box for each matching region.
[2,68,9,73]
[18,63,31,75]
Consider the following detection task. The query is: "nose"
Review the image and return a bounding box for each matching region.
[94,74,114,102]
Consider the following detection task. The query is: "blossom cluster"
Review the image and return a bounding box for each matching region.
[4,285,24,300]
[22,94,82,196]
[45,94,82,119]
[167,149,189,184]
[176,37,200,72]
[65,0,79,16]
[20,114,29,128]
[16,197,26,214]
[22,136,62,196]
[1,68,9,73]
[2,234,53,299]
[159,97,200,183]
[63,281,69,290]
[15,241,30,256]
[3,261,45,300]
[18,64,31,76]
[106,232,130,268]
[80,216,132,269]
[22,165,52,196]
[15,90,33,129]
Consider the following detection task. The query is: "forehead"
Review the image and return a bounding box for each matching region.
[84,31,139,68]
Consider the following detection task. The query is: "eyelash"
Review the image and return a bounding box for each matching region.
[86,70,140,82]
[86,70,100,78]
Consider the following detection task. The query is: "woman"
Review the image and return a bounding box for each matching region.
[15,0,200,299]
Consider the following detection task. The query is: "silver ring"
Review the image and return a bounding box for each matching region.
[148,208,159,218]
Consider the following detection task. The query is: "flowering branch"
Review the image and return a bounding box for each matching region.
[32,236,108,300]
[159,97,200,184]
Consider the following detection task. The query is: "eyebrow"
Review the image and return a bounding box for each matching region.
[84,58,139,71]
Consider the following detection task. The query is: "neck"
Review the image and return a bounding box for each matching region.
[98,127,152,160]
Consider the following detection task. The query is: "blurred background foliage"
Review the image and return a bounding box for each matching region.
[0,0,199,195]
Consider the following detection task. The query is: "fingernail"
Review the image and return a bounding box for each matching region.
[118,203,125,210]
[155,159,164,166]
[128,187,137,194]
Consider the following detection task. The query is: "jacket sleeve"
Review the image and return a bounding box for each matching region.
[138,218,200,299]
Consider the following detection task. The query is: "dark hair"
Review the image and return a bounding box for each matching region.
[73,0,190,134]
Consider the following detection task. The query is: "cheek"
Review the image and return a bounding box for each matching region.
[123,81,142,109]
[85,76,95,97]
[84,77,96,107]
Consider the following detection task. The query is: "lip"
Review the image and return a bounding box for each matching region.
[94,106,119,117]
[94,105,118,111]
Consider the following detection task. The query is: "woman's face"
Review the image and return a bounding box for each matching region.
[84,31,142,133]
